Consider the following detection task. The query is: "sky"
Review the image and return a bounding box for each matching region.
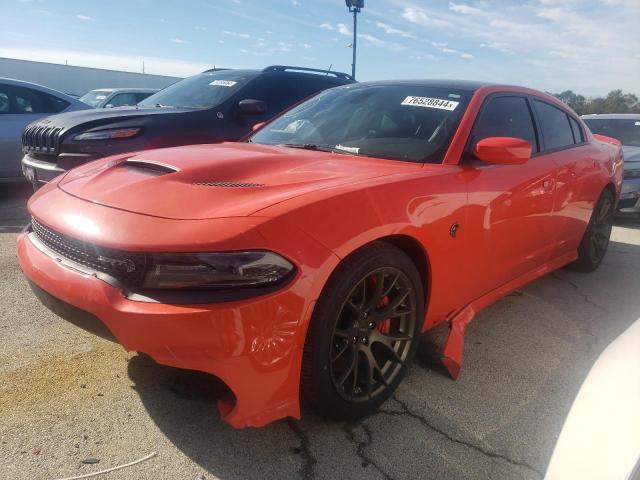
[1,0,639,96]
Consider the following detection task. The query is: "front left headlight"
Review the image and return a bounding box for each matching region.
[142,251,295,290]
[73,128,141,141]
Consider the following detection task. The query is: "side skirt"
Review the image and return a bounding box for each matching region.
[441,250,578,379]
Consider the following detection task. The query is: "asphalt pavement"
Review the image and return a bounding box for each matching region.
[1,182,639,480]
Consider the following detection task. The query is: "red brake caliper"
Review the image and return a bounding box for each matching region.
[377,295,391,334]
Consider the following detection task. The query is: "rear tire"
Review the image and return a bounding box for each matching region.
[570,188,614,273]
[301,242,424,420]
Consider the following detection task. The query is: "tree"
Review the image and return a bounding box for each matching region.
[553,90,587,114]
[553,89,640,115]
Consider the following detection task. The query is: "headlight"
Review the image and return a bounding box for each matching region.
[142,251,295,290]
[623,169,640,180]
[73,128,140,141]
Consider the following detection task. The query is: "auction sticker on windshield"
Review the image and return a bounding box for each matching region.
[401,96,459,111]
[210,80,237,87]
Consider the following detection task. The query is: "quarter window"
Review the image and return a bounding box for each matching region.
[471,95,538,153]
[533,100,575,150]
[568,116,584,144]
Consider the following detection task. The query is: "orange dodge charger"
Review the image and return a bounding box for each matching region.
[17,80,623,428]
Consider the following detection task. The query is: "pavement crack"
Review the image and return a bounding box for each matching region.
[380,395,544,479]
[342,421,398,480]
[551,272,608,312]
[287,418,317,480]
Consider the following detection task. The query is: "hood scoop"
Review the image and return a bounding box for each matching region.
[122,158,179,176]
[193,181,265,188]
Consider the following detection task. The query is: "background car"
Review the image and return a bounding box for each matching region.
[20,65,355,187]
[79,88,160,108]
[17,80,622,428]
[583,114,640,214]
[545,318,640,480]
[0,78,89,182]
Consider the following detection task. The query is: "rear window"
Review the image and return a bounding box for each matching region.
[533,100,575,150]
[138,71,254,109]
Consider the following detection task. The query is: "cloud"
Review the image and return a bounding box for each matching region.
[303,43,312,49]
[448,2,488,16]
[402,7,451,28]
[170,38,186,44]
[320,23,333,30]
[75,14,93,21]
[291,0,300,5]
[460,52,474,59]
[375,21,416,39]
[222,30,264,41]
[337,23,351,36]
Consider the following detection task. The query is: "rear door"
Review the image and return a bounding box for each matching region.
[463,93,560,293]
[532,99,598,255]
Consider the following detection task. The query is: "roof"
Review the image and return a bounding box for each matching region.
[581,113,640,120]
[354,79,493,91]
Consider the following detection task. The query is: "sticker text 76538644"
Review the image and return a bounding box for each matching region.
[401,96,459,111]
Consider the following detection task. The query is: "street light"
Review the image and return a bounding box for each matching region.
[345,0,364,79]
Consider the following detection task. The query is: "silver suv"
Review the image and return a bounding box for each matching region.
[79,88,160,108]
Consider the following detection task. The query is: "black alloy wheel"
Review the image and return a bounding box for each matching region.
[301,242,424,420]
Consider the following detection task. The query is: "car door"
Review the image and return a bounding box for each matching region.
[531,99,596,255]
[462,94,560,294]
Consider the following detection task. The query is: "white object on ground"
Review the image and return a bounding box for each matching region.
[52,452,157,480]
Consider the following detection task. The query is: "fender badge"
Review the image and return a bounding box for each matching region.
[449,223,460,238]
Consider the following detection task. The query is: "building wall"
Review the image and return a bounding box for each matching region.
[0,57,182,96]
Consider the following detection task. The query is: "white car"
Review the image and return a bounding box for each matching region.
[545,319,640,480]
[0,78,89,182]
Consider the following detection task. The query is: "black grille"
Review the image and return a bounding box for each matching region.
[22,124,63,155]
[31,218,147,287]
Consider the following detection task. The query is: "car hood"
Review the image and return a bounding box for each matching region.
[58,143,420,220]
[32,105,194,131]
[622,146,640,168]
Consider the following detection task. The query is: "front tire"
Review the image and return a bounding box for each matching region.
[570,188,614,273]
[301,242,424,420]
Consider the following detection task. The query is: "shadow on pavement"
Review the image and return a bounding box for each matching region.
[615,215,640,229]
[0,182,32,233]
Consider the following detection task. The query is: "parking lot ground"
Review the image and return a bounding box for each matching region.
[1,183,639,480]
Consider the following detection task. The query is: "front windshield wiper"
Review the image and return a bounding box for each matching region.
[276,143,359,155]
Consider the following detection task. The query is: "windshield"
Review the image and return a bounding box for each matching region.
[79,90,111,108]
[138,71,254,109]
[583,118,640,147]
[249,84,471,163]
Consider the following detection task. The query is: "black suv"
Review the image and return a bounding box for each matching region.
[21,65,354,186]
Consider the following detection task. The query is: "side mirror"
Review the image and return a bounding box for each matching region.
[474,137,532,165]
[238,99,267,115]
[252,121,267,132]
[105,104,114,108]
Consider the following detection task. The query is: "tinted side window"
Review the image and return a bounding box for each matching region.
[533,100,574,150]
[471,95,538,153]
[11,85,69,114]
[240,75,332,116]
[569,116,584,144]
[0,90,9,114]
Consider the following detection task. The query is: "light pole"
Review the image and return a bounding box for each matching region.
[345,0,363,79]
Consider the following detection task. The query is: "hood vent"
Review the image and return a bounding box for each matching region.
[122,159,179,176]
[193,181,265,187]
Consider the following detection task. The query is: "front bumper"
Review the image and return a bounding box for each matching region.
[17,231,316,428]
[22,153,95,186]
[618,177,640,214]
